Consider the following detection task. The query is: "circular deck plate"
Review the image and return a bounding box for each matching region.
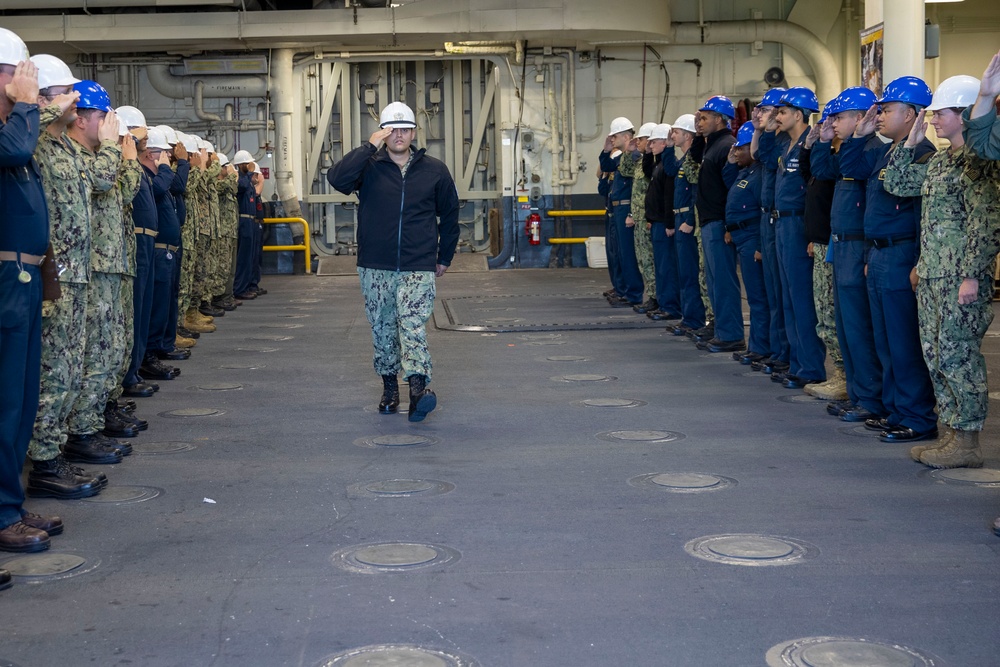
[545,355,589,362]
[518,333,563,340]
[597,430,685,444]
[525,341,567,346]
[330,542,460,573]
[234,347,279,353]
[215,363,266,370]
[930,467,1000,487]
[289,298,321,303]
[284,306,313,310]
[245,335,294,342]
[353,434,439,449]
[160,407,223,418]
[765,636,939,667]
[551,374,617,383]
[316,644,479,667]
[277,314,310,319]
[628,472,738,494]
[131,441,196,455]
[191,383,243,391]
[347,479,456,498]
[80,485,162,504]
[0,551,101,583]
[685,534,818,566]
[260,323,304,329]
[837,425,879,439]
[777,394,825,405]
[574,398,647,408]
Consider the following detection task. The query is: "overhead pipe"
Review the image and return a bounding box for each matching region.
[669,20,842,103]
[146,64,267,100]
[194,81,222,121]
[444,40,523,65]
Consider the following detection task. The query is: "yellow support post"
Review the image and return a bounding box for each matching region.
[546,210,607,217]
[261,217,312,274]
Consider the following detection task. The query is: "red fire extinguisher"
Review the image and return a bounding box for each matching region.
[525,211,541,246]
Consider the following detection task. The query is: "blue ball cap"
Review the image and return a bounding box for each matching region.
[700,95,736,119]
[73,80,112,113]
[878,76,933,109]
[734,121,755,147]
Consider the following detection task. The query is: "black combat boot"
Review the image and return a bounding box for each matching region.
[61,433,124,464]
[103,401,139,438]
[26,456,103,500]
[379,374,400,414]
[407,374,437,423]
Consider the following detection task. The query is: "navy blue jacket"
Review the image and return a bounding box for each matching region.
[145,163,180,246]
[726,162,763,225]
[237,171,256,220]
[170,159,190,228]
[599,150,632,203]
[810,141,867,235]
[0,102,48,255]
[132,164,158,232]
[770,126,810,212]
[695,128,737,224]
[839,135,936,239]
[328,144,460,271]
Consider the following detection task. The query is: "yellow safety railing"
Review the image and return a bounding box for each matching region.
[262,217,312,274]
[548,238,589,244]
[546,210,607,217]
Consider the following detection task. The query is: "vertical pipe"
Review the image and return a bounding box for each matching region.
[270,48,302,217]
[882,0,925,81]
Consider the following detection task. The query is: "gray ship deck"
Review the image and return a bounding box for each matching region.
[4,268,999,667]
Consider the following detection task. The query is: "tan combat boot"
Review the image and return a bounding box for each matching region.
[187,306,213,325]
[804,368,849,401]
[175,334,196,349]
[185,308,216,333]
[910,426,953,462]
[919,429,984,469]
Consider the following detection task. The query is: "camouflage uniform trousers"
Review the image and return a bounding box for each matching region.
[634,221,656,299]
[218,237,238,300]
[811,243,843,368]
[194,233,212,304]
[358,267,436,381]
[917,274,994,431]
[178,219,198,320]
[30,282,88,461]
[694,223,713,320]
[66,272,125,435]
[108,275,134,405]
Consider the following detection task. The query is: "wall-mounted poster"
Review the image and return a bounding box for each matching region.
[860,23,884,97]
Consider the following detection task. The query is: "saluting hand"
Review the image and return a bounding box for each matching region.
[750,107,765,131]
[854,105,878,137]
[980,50,1000,101]
[121,133,137,161]
[97,109,118,143]
[905,110,928,148]
[5,60,38,104]
[173,141,188,162]
[156,150,170,167]
[764,108,780,132]
[369,127,392,150]
[50,91,79,117]
[819,117,836,143]
[603,134,614,152]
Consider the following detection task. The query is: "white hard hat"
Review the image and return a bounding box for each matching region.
[116,105,146,129]
[608,116,634,135]
[145,127,172,151]
[650,123,672,140]
[178,132,200,153]
[252,163,262,174]
[31,54,80,90]
[218,153,230,166]
[379,101,416,129]
[672,114,697,134]
[232,149,253,165]
[0,27,29,67]
[635,122,657,138]
[926,75,982,112]
[204,141,215,154]
[154,125,178,145]
[197,137,210,151]
[117,116,129,137]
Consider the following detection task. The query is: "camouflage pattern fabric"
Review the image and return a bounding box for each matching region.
[29,283,87,460]
[217,172,239,299]
[620,151,656,297]
[66,272,124,434]
[886,143,1000,431]
[358,267,436,381]
[811,242,843,367]
[119,161,142,278]
[109,274,134,404]
[178,167,202,317]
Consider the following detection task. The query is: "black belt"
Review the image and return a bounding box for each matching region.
[867,235,916,249]
[772,209,804,219]
[725,220,755,232]
[831,233,865,243]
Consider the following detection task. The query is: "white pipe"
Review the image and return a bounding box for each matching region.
[444,41,523,65]
[194,81,222,121]
[270,48,302,218]
[146,64,266,100]
[256,103,268,154]
[219,103,235,156]
[554,49,578,186]
[670,20,842,103]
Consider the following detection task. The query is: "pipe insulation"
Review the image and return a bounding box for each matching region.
[270,48,302,218]
[146,64,267,99]
[670,20,842,104]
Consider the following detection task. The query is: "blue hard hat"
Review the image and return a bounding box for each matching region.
[777,87,819,113]
[73,80,112,112]
[819,100,836,124]
[758,87,787,108]
[832,86,878,114]
[878,76,933,109]
[700,95,736,119]
[734,121,755,147]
